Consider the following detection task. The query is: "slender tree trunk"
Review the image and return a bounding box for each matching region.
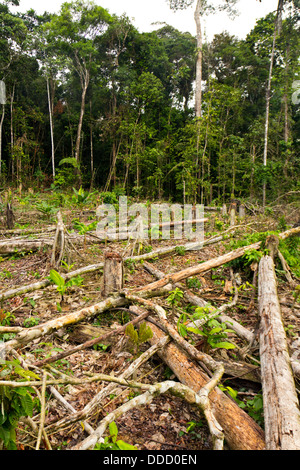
[283,45,290,179]
[75,75,89,167]
[74,50,90,186]
[89,100,94,176]
[46,77,55,181]
[262,0,283,209]
[194,0,203,203]
[10,84,15,179]
[250,144,256,199]
[194,0,203,119]
[0,104,5,176]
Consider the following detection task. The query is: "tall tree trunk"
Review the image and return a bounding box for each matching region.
[74,51,90,185]
[250,144,256,200]
[262,0,284,209]
[47,77,55,181]
[194,0,203,119]
[89,100,94,176]
[0,104,5,176]
[10,84,15,179]
[75,75,89,167]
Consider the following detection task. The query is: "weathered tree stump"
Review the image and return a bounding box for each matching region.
[6,203,15,229]
[102,250,124,297]
[239,203,245,219]
[230,202,236,226]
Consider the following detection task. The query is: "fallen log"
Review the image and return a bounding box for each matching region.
[258,243,300,450]
[0,225,56,236]
[0,238,53,255]
[0,296,128,356]
[128,305,266,450]
[136,225,300,294]
[135,241,262,293]
[0,233,228,302]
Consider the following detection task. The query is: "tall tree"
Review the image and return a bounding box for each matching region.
[43,0,112,181]
[0,1,27,177]
[262,0,284,208]
[167,0,238,118]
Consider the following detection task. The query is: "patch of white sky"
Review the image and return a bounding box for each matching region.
[12,0,279,41]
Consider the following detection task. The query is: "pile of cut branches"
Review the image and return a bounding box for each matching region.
[0,209,300,451]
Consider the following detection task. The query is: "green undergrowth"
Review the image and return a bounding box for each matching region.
[225,230,300,278]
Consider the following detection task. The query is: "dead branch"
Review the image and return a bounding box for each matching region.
[43,336,170,435]
[49,386,95,436]
[71,379,224,451]
[135,224,300,293]
[33,309,150,367]
[0,296,128,357]
[278,250,298,287]
[0,261,105,303]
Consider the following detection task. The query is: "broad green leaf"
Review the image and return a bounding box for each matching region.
[48,269,65,287]
[187,326,205,336]
[117,440,137,450]
[212,341,236,350]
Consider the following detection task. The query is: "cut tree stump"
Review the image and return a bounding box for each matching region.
[102,250,124,296]
[6,203,15,229]
[258,245,300,450]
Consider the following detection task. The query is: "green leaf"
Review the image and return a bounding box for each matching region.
[59,157,79,168]
[125,324,139,344]
[48,269,65,287]
[186,326,205,336]
[178,324,188,337]
[116,440,137,450]
[211,341,236,350]
[208,326,223,335]
[109,421,118,443]
[20,394,34,417]
[138,322,153,344]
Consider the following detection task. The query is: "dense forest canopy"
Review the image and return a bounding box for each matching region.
[0,0,299,205]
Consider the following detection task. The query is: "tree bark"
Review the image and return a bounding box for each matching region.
[46,76,55,180]
[0,104,5,176]
[258,253,300,450]
[102,250,124,296]
[194,0,203,118]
